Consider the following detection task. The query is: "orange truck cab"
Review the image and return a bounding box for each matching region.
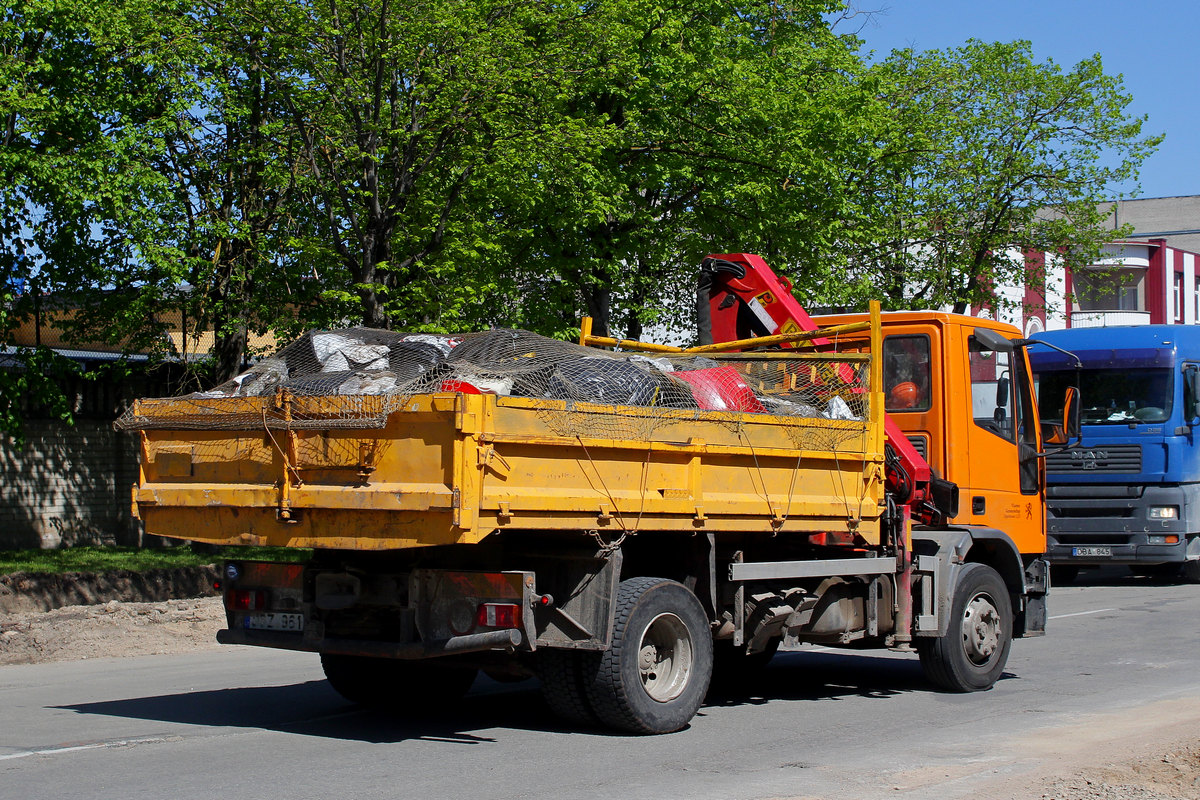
[816,311,1048,556]
[696,254,1061,664]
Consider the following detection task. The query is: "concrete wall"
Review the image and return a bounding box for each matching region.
[1099,196,1200,254]
[0,420,140,549]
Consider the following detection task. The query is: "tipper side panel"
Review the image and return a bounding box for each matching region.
[475,397,882,540]
[126,328,885,550]
[135,392,884,549]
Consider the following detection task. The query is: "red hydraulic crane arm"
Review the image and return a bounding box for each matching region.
[697,253,938,522]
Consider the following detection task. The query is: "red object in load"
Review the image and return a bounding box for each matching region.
[441,379,482,394]
[700,252,935,520]
[673,367,765,413]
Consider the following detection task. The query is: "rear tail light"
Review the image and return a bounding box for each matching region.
[476,603,521,629]
[227,589,267,611]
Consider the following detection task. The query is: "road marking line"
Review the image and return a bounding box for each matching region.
[0,735,171,761]
[1050,608,1115,619]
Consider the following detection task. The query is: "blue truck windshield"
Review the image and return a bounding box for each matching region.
[1039,368,1173,425]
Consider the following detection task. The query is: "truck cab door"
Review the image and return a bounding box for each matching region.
[957,328,1045,553]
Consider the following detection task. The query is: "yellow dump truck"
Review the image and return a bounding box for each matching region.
[120,305,1052,734]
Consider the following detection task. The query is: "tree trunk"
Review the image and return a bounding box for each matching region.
[581,283,611,338]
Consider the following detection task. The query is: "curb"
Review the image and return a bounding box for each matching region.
[0,566,220,614]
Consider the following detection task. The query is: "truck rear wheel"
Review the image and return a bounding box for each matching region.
[709,638,780,694]
[918,563,1012,692]
[320,653,478,711]
[584,577,713,734]
[536,650,600,725]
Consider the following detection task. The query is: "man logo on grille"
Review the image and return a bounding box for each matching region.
[1071,449,1107,469]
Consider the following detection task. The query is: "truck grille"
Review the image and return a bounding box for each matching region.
[1047,444,1142,474]
[1052,534,1132,545]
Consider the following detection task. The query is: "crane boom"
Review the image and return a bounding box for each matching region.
[697,253,946,523]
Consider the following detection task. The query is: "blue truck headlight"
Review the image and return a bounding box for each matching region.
[1148,507,1178,520]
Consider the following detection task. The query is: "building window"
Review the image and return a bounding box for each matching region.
[1072,267,1144,311]
[1175,273,1184,322]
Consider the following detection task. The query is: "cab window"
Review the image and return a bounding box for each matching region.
[969,335,1015,442]
[884,335,931,412]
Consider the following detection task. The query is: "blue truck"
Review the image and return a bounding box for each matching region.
[1030,325,1200,583]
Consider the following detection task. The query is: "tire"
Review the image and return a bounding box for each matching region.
[1050,565,1079,586]
[918,563,1012,692]
[709,637,780,694]
[535,649,600,726]
[583,577,713,735]
[1129,563,1183,580]
[320,653,478,711]
[1181,560,1200,584]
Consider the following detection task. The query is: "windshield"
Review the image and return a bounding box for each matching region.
[1038,368,1173,425]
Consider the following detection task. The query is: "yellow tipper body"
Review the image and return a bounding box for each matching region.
[129,321,886,552]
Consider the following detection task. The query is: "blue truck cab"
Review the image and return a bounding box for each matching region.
[1030,325,1200,583]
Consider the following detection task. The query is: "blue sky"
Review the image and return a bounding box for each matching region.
[851,1,1197,200]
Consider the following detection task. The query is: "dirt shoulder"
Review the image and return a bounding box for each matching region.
[0,566,224,665]
[929,697,1200,800]
[1037,740,1200,800]
[0,595,225,666]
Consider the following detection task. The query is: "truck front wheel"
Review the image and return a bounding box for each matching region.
[918,563,1012,692]
[320,653,478,711]
[584,577,713,734]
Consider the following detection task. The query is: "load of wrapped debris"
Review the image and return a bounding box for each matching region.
[116,327,866,432]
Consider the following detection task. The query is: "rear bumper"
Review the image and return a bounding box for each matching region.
[216,627,523,659]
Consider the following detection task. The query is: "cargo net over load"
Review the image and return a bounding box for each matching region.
[116,328,871,448]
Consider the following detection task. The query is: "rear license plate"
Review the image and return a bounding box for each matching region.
[243,612,305,632]
[1072,547,1112,557]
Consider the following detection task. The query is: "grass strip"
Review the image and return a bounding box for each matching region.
[0,545,312,576]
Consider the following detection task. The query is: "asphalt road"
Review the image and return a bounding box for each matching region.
[3,567,1198,800]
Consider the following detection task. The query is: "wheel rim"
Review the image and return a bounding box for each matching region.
[637,612,694,702]
[961,591,1002,666]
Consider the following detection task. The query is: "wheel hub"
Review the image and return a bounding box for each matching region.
[961,593,1001,665]
[638,612,694,702]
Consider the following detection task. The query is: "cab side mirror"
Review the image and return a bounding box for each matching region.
[974,327,1013,354]
[996,371,1011,408]
[1045,386,1081,445]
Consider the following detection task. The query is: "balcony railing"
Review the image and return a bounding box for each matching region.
[1069,310,1152,328]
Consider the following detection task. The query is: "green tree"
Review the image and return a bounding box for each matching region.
[852,40,1162,315]
[222,0,584,332]
[116,0,317,383]
[480,0,881,340]
[2,0,321,400]
[0,0,179,431]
